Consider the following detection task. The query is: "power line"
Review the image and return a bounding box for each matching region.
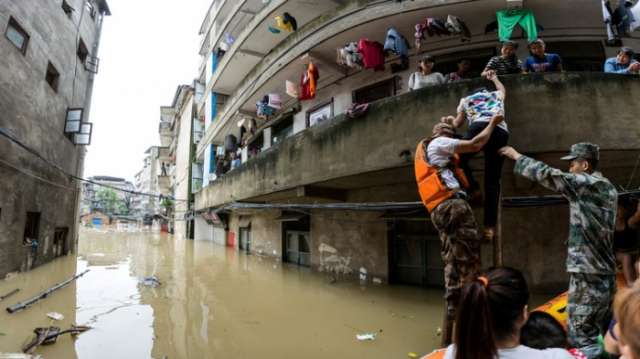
[0,127,188,202]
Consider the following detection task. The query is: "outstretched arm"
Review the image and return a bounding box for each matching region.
[487,72,506,99]
[628,201,640,229]
[500,147,581,199]
[454,115,503,154]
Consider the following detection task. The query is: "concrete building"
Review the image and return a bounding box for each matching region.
[0,0,109,276]
[133,146,165,219]
[80,176,135,216]
[158,85,197,239]
[191,1,640,291]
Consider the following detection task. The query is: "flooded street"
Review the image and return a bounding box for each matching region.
[0,230,443,358]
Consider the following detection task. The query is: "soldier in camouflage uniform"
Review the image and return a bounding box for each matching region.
[500,143,617,359]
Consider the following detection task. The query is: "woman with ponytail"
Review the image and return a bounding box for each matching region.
[444,267,574,359]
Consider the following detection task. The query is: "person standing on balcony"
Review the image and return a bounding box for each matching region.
[415,114,504,344]
[604,47,640,74]
[447,72,508,242]
[499,143,618,359]
[408,55,445,91]
[482,41,523,77]
[445,59,472,83]
[524,39,563,73]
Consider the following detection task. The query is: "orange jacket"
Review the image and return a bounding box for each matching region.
[414,138,469,212]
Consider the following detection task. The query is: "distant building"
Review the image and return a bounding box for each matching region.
[80,176,135,216]
[0,0,110,276]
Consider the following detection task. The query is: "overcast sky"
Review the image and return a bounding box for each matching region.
[84,0,211,181]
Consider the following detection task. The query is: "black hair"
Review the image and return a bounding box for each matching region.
[521,311,567,349]
[454,267,530,359]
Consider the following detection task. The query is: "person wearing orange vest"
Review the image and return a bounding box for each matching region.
[415,114,504,324]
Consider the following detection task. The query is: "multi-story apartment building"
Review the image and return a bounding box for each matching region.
[191,0,640,291]
[0,0,109,276]
[80,176,135,216]
[134,146,164,219]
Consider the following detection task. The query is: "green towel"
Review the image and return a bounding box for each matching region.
[496,9,538,42]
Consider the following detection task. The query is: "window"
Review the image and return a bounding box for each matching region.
[353,77,397,104]
[271,116,293,146]
[77,38,89,63]
[23,212,40,245]
[45,62,60,92]
[86,2,96,20]
[5,17,30,54]
[61,0,74,16]
[306,100,333,128]
[53,227,69,257]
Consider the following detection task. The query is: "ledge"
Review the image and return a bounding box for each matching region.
[195,73,640,210]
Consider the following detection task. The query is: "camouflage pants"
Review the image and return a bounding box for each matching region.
[568,273,615,359]
[430,198,481,318]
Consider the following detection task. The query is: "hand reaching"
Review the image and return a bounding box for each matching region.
[499,146,522,161]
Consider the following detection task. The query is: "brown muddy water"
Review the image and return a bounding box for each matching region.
[0,230,445,358]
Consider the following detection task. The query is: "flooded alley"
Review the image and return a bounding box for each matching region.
[0,230,444,358]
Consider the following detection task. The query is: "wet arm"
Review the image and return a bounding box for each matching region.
[628,202,640,229]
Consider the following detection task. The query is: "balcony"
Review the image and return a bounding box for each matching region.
[159,121,173,147]
[196,73,640,209]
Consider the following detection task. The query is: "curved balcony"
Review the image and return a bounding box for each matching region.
[196,0,607,159]
[197,0,345,107]
[196,73,640,209]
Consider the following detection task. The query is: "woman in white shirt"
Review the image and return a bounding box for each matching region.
[443,267,575,359]
[408,55,445,91]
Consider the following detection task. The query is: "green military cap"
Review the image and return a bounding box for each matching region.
[560,142,600,161]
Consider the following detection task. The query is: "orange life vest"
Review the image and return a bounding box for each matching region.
[414,138,469,212]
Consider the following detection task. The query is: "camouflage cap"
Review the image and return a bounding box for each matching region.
[560,142,600,161]
[432,123,455,138]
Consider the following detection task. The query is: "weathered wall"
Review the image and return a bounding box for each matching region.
[174,94,194,240]
[227,211,282,258]
[0,0,105,276]
[310,210,388,281]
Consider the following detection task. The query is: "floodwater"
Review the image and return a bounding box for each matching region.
[0,230,445,358]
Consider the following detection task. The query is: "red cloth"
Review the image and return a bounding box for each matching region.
[568,349,587,359]
[299,62,319,100]
[357,39,385,71]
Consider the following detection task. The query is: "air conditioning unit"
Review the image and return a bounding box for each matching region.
[506,0,524,9]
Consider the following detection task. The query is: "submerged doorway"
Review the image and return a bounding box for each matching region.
[281,214,310,267]
[388,220,443,287]
[239,227,251,254]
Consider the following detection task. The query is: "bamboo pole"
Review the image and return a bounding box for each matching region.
[6,270,90,314]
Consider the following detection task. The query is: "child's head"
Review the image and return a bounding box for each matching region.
[521,311,567,349]
[615,284,640,359]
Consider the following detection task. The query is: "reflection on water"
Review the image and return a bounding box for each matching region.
[0,230,443,358]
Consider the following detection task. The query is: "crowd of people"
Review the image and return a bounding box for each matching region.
[409,39,640,93]
[414,38,640,359]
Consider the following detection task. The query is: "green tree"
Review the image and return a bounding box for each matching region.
[96,188,125,216]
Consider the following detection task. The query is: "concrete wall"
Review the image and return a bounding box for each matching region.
[174,93,194,240]
[0,0,106,276]
[196,73,640,209]
[227,211,282,258]
[311,210,388,281]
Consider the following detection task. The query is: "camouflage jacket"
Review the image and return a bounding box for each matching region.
[514,156,618,275]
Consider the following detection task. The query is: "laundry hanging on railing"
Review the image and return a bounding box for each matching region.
[285,80,298,98]
[256,94,282,118]
[414,16,470,49]
[383,27,410,72]
[268,12,298,34]
[358,39,385,71]
[495,9,538,42]
[336,42,363,69]
[299,62,319,100]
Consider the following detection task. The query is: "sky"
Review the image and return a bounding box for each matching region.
[84,0,212,181]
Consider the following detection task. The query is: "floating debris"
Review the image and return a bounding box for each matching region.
[6,270,90,314]
[140,276,161,287]
[356,333,377,341]
[0,354,43,359]
[0,289,19,302]
[46,312,64,321]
